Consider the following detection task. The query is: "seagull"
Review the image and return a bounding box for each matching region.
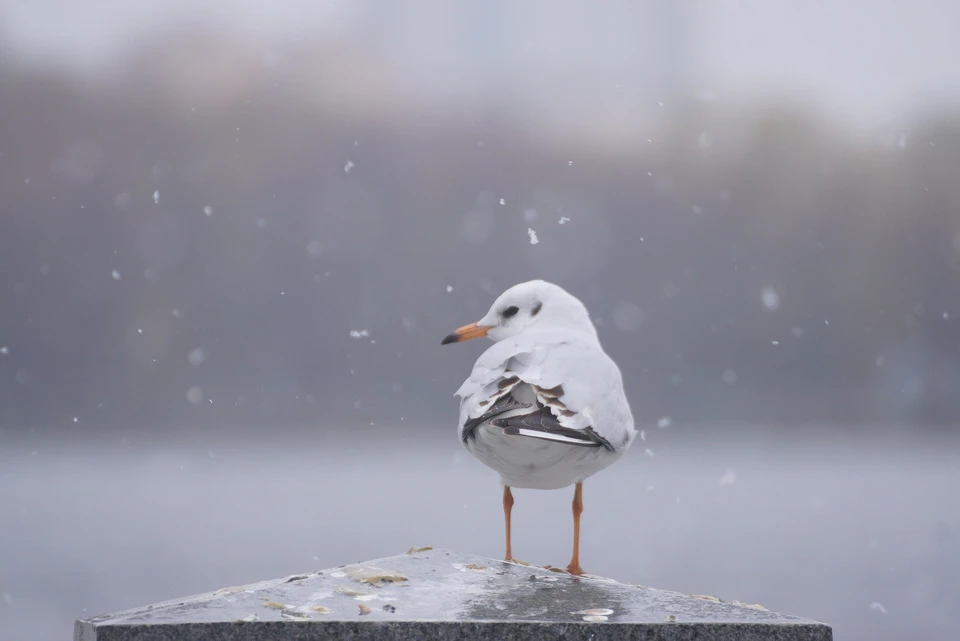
[442,279,636,575]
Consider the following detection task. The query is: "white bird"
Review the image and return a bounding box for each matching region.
[442,279,636,575]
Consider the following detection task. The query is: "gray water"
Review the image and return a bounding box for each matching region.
[0,424,957,641]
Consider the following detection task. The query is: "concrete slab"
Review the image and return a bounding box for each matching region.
[75,547,832,640]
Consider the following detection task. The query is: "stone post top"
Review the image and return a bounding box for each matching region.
[76,547,832,640]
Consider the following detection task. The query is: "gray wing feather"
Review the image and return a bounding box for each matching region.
[492,408,612,449]
[460,394,531,441]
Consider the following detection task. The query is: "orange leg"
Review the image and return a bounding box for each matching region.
[566,482,585,575]
[503,485,515,562]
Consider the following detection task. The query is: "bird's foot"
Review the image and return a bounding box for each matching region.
[565,561,586,576]
[540,565,567,573]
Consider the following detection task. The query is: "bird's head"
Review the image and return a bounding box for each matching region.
[441,279,595,345]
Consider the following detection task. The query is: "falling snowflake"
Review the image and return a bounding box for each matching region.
[152,190,160,204]
[656,416,671,429]
[558,216,571,224]
[111,270,121,281]
[527,228,539,245]
[349,329,370,339]
[203,205,214,216]
[344,161,355,173]
[0,347,8,355]
[719,469,736,486]
[188,348,208,367]
[644,448,655,457]
[761,286,780,311]
[870,602,888,615]
[499,198,506,205]
[186,387,204,404]
[446,285,454,293]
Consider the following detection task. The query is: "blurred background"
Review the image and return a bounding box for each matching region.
[0,1,958,639]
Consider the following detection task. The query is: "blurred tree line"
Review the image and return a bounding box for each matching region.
[1,30,958,433]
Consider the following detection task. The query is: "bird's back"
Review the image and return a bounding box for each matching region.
[456,330,635,455]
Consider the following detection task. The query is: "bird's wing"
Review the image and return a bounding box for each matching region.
[455,332,635,451]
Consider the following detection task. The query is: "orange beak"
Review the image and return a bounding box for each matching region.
[441,321,493,345]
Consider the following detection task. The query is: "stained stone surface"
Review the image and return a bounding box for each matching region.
[75,547,832,641]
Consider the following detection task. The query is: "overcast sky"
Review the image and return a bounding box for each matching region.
[2,1,959,129]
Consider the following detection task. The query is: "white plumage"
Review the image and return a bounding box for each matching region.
[442,279,636,574]
[456,331,633,489]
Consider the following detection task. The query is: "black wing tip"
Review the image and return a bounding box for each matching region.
[501,425,602,447]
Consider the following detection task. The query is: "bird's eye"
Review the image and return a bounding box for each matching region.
[502,305,519,318]
[531,302,542,316]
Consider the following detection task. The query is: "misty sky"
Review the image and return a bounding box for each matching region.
[2,0,960,130]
